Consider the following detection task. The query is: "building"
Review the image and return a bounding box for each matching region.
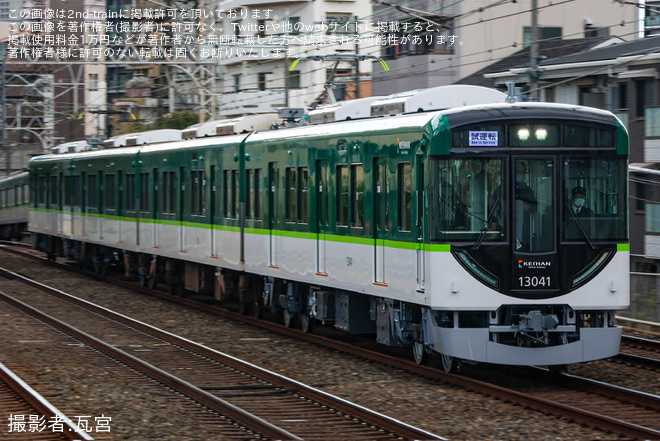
[371,0,639,96]
[0,0,107,172]
[215,0,375,116]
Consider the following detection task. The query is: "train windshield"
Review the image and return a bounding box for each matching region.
[563,157,627,241]
[430,158,503,242]
[430,156,628,245]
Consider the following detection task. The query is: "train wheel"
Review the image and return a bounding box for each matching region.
[300,314,314,333]
[413,341,427,365]
[441,354,459,373]
[283,309,294,328]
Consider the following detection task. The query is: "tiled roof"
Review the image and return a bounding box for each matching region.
[456,36,621,87]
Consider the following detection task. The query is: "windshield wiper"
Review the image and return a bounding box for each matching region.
[567,206,597,250]
[473,197,501,250]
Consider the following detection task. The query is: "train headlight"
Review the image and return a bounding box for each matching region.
[535,128,548,141]
[517,128,530,141]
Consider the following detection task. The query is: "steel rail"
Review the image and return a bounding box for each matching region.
[0,264,444,441]
[2,246,660,439]
[0,287,301,441]
[0,361,95,441]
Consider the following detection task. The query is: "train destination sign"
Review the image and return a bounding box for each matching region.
[469,131,499,146]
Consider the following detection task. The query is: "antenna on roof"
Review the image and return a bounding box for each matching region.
[505,81,517,103]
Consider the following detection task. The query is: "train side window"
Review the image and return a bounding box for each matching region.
[246,169,253,220]
[72,176,81,207]
[162,171,176,215]
[254,168,263,221]
[87,175,97,208]
[49,175,58,207]
[299,167,308,224]
[285,167,297,223]
[24,184,29,205]
[351,164,364,228]
[191,170,205,216]
[223,170,230,219]
[140,173,149,212]
[105,174,116,210]
[37,176,45,205]
[63,175,72,206]
[126,174,136,212]
[231,170,239,219]
[398,162,412,231]
[337,165,348,226]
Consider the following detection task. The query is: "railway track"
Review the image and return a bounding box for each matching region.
[0,264,442,441]
[616,335,660,370]
[3,244,660,439]
[0,361,93,441]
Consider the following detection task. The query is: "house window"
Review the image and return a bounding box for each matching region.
[89,73,98,91]
[287,70,301,89]
[258,73,267,91]
[636,79,655,117]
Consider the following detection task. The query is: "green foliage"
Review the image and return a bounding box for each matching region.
[151,111,200,130]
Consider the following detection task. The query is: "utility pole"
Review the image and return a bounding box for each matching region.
[530,0,539,101]
[354,16,360,99]
[1,42,9,176]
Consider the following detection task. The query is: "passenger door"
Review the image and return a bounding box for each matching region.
[374,157,389,285]
[316,160,329,275]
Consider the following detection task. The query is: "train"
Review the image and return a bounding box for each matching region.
[1,88,630,372]
[0,171,29,240]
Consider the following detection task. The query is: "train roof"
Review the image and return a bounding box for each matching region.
[28,101,622,167]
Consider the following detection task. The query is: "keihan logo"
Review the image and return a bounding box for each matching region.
[518,259,551,269]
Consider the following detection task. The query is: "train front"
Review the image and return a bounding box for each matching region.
[422,103,629,369]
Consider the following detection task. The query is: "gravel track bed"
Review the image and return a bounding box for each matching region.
[0,253,632,440]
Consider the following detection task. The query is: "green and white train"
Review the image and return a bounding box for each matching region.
[0,171,29,240]
[25,98,629,371]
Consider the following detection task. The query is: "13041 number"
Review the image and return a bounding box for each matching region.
[518,276,551,288]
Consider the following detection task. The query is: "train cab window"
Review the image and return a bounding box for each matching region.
[351,164,364,228]
[563,157,627,241]
[430,158,502,242]
[398,163,412,231]
[513,159,554,252]
[564,125,614,147]
[337,165,348,226]
[299,167,309,224]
